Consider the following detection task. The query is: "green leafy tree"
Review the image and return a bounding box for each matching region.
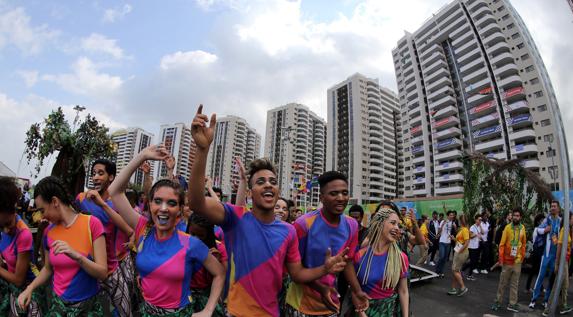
[24,107,116,196]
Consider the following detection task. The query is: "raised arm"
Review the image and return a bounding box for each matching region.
[205,177,220,202]
[234,157,247,207]
[87,190,133,237]
[109,144,170,229]
[165,156,176,180]
[189,105,226,224]
[141,161,153,196]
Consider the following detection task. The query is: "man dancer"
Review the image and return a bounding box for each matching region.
[435,210,456,278]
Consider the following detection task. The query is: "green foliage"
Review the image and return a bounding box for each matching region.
[24,107,116,195]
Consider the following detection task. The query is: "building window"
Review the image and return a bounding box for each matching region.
[530,78,539,85]
[547,149,556,157]
[541,119,551,127]
[511,33,521,40]
[517,43,524,49]
[537,104,547,112]
[525,65,535,72]
[544,134,554,142]
[498,5,505,11]
[502,14,510,20]
[521,53,530,60]
[507,23,514,29]
[534,90,544,98]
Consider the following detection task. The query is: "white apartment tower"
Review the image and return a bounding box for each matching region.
[155,123,195,182]
[264,103,326,207]
[111,127,154,187]
[206,115,261,199]
[393,0,569,197]
[327,73,401,204]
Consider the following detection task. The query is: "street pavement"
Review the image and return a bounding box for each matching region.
[410,255,572,317]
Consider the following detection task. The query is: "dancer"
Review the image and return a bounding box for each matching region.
[448,214,469,296]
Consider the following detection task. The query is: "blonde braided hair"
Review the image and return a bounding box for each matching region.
[356,207,406,290]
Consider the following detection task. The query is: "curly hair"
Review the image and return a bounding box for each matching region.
[247,158,277,189]
[0,177,20,214]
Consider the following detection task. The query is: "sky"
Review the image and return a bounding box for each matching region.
[1,0,572,182]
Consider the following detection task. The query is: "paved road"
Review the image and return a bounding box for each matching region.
[410,259,571,317]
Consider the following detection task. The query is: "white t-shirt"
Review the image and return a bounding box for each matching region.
[439,220,453,244]
[469,224,480,249]
[480,221,490,242]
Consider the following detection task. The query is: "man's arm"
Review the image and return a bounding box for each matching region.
[498,226,508,264]
[188,105,226,224]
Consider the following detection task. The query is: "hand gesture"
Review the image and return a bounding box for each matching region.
[87,190,106,207]
[316,282,340,312]
[165,156,176,171]
[324,247,349,274]
[51,240,81,261]
[351,290,371,313]
[234,157,247,181]
[191,105,217,150]
[141,144,170,161]
[17,288,33,311]
[140,161,151,174]
[205,177,214,189]
[545,225,552,234]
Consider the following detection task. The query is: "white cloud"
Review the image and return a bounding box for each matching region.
[159,50,218,71]
[102,4,132,23]
[81,33,125,59]
[0,7,58,55]
[42,57,123,97]
[16,70,38,87]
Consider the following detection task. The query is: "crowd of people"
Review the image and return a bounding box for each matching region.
[0,105,570,317]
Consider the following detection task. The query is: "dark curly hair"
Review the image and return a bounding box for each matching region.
[0,177,20,214]
[188,213,217,249]
[247,158,277,189]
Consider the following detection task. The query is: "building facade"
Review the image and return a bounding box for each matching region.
[327,73,401,204]
[264,103,326,208]
[206,115,261,199]
[393,0,568,197]
[155,123,195,183]
[111,127,154,187]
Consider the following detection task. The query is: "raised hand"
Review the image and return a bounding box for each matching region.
[165,156,176,171]
[324,247,349,274]
[87,190,106,207]
[140,161,151,174]
[140,144,170,162]
[205,177,214,189]
[191,105,216,150]
[234,157,247,181]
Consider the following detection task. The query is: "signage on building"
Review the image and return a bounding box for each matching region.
[503,86,524,99]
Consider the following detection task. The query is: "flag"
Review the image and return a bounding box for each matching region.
[479,87,492,95]
[306,180,312,192]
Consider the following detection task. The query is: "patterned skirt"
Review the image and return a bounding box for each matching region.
[0,279,44,317]
[190,288,226,317]
[363,294,400,317]
[46,292,103,317]
[141,301,194,317]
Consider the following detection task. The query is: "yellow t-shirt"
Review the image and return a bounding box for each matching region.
[558,228,572,261]
[456,227,470,244]
[420,223,429,239]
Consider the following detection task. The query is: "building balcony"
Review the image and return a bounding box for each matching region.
[408,106,421,118]
[486,41,510,56]
[458,46,481,65]
[410,115,422,126]
[428,86,454,102]
[509,128,536,142]
[419,43,441,61]
[435,137,463,151]
[423,59,448,76]
[465,78,491,94]
[411,125,423,136]
[479,22,502,38]
[425,68,449,83]
[369,116,383,125]
[452,30,473,47]
[407,99,420,110]
[485,152,508,160]
[413,165,425,175]
[406,89,418,102]
[473,124,502,140]
[520,159,540,169]
[370,142,383,152]
[467,91,493,107]
[483,31,505,47]
[463,67,488,85]
[435,186,464,195]
[468,0,487,13]
[413,188,428,196]
[455,39,478,57]
[413,156,426,164]
[498,75,522,90]
[433,105,457,120]
[471,6,490,20]
[435,161,464,172]
[503,86,526,103]
[511,143,538,155]
[433,127,462,140]
[474,137,505,152]
[506,114,533,128]
[469,100,497,118]
[426,76,451,92]
[504,100,529,113]
[493,63,519,78]
[490,52,514,67]
[411,135,424,145]
[421,51,443,68]
[370,165,384,173]
[436,173,464,183]
[460,58,484,76]
[471,112,499,129]
[411,145,425,156]
[475,13,495,29]
[414,177,426,185]
[433,116,460,130]
[435,149,463,161]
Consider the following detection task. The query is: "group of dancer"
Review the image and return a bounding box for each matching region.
[0,105,411,317]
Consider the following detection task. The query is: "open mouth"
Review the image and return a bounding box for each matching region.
[262,191,275,202]
[157,214,170,226]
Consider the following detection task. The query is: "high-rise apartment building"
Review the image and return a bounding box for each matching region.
[327,73,401,204]
[264,103,326,207]
[111,127,154,187]
[393,0,568,197]
[155,123,195,182]
[206,115,261,199]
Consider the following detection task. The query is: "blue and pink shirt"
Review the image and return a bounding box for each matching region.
[44,214,104,302]
[221,203,301,317]
[286,209,359,315]
[0,215,35,283]
[353,247,409,299]
[134,217,209,309]
[190,240,227,289]
[76,193,122,273]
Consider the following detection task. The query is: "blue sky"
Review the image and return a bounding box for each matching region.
[1,0,572,181]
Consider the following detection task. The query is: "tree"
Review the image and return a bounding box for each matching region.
[24,107,116,196]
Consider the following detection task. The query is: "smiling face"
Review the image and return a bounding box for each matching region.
[274,199,289,221]
[320,179,349,217]
[249,169,279,212]
[34,195,60,224]
[150,186,181,232]
[383,213,401,243]
[92,163,114,193]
